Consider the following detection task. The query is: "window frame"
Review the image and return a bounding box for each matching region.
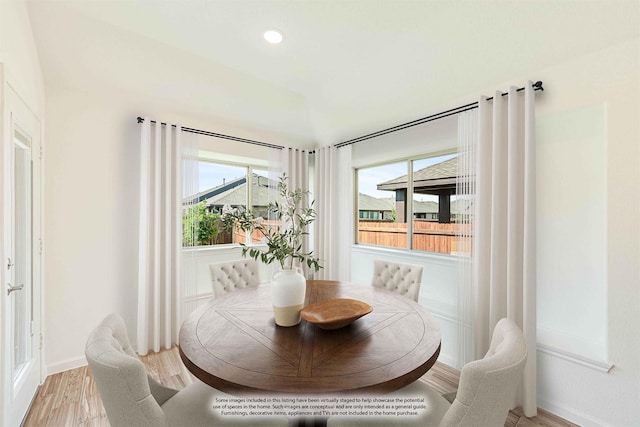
[354,148,458,253]
[195,155,269,247]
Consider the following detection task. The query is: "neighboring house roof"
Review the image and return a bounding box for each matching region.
[358,193,440,214]
[190,175,246,204]
[414,200,439,214]
[204,174,275,207]
[198,172,472,216]
[377,156,458,193]
[358,193,395,211]
[450,198,474,215]
[358,193,471,215]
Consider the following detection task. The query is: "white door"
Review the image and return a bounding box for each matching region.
[3,85,42,427]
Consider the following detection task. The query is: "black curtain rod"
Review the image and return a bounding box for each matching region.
[334,81,544,149]
[136,117,285,150]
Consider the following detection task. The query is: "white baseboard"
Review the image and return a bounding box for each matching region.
[538,397,612,427]
[46,355,87,376]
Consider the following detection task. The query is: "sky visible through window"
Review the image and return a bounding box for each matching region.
[197,153,456,197]
[358,153,456,201]
[198,162,268,192]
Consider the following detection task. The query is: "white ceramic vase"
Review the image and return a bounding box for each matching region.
[271,267,306,327]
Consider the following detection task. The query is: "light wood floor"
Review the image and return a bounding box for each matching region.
[23,347,578,427]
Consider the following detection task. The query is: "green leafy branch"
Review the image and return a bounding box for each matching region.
[221,173,321,272]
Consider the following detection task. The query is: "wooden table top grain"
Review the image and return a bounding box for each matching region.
[179,280,441,395]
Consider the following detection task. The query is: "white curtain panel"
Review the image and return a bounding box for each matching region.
[180,132,200,320]
[280,149,311,275]
[471,82,537,416]
[265,146,285,279]
[313,145,353,281]
[137,118,190,355]
[267,146,284,202]
[281,148,310,194]
[456,109,477,370]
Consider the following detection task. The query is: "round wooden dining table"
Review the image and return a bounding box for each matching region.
[179,280,441,395]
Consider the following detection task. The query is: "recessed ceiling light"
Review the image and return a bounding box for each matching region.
[264,29,284,44]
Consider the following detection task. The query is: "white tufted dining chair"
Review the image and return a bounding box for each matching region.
[85,314,287,427]
[371,259,423,302]
[328,318,528,427]
[209,259,261,298]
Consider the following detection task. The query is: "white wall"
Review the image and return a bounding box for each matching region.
[537,103,607,360]
[349,37,640,426]
[0,0,45,118]
[42,84,311,373]
[351,115,458,168]
[532,37,639,427]
[43,87,140,372]
[39,21,639,427]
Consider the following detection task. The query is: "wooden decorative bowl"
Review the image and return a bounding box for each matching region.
[300,298,373,330]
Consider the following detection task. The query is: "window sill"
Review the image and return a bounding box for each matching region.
[182,243,267,253]
[352,243,465,262]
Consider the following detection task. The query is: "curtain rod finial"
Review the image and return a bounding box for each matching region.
[137,117,144,124]
[533,81,544,91]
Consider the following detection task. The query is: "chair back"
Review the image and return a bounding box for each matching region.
[85,314,173,427]
[439,318,528,427]
[371,259,423,302]
[209,259,261,297]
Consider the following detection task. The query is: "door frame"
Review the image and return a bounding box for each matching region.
[0,67,44,426]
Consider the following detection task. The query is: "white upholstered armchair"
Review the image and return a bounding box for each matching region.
[209,259,261,298]
[85,314,287,427]
[371,259,423,302]
[328,318,528,427]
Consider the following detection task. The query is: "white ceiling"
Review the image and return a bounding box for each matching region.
[26,0,640,147]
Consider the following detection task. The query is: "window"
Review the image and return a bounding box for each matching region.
[356,152,462,255]
[183,159,273,247]
[357,161,408,249]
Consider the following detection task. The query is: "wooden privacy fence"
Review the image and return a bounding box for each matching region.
[226,219,471,255]
[232,220,281,245]
[358,220,471,254]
